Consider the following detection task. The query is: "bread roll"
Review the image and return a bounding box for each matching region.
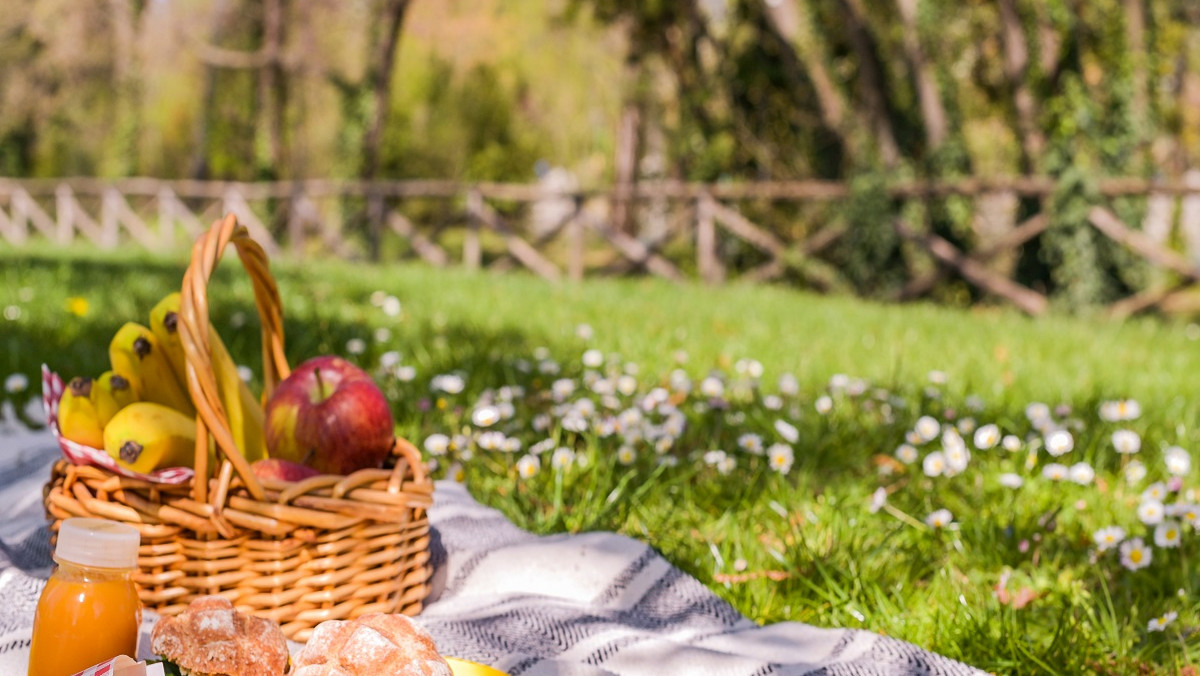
[150,595,289,676]
[293,613,452,676]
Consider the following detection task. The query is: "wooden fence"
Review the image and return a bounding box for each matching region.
[4,175,1200,317]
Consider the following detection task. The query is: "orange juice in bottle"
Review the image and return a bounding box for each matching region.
[28,518,142,676]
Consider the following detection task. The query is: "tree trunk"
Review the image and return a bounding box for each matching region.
[258,0,287,176]
[998,0,1044,174]
[761,1,852,153]
[840,0,900,167]
[894,0,947,153]
[360,0,411,181]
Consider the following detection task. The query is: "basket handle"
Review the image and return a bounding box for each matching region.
[178,214,290,502]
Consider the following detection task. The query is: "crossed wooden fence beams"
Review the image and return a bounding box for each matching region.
[4,177,1200,317]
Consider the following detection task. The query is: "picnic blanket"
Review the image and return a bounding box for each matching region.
[0,412,985,675]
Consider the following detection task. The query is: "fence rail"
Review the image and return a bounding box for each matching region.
[5,175,1200,317]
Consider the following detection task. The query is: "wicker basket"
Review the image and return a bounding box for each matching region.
[42,214,433,641]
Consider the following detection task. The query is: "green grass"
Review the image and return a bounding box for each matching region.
[5,242,1200,674]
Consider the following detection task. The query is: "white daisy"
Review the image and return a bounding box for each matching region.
[778,373,799,397]
[1138,499,1166,525]
[774,419,799,443]
[551,447,576,471]
[1042,463,1068,481]
[516,454,541,479]
[471,405,501,427]
[1068,462,1095,485]
[998,473,1024,489]
[1165,446,1192,476]
[925,509,954,529]
[1125,460,1148,485]
[1119,538,1153,571]
[767,443,794,475]
[700,376,725,399]
[815,395,833,415]
[1143,482,1168,502]
[869,487,887,514]
[5,372,30,394]
[1147,610,1177,632]
[1154,521,1183,548]
[1045,430,1074,457]
[1112,429,1141,455]
[617,445,636,466]
[973,424,1001,450]
[914,416,940,444]
[738,433,764,455]
[1093,526,1126,552]
[423,434,450,456]
[1002,435,1022,452]
[923,451,946,478]
[895,444,919,464]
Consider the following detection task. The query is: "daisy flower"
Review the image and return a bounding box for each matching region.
[5,373,29,394]
[1154,521,1183,548]
[767,443,794,475]
[1002,435,1022,452]
[1143,482,1168,502]
[869,487,887,514]
[1165,446,1191,476]
[925,509,954,529]
[1042,463,1068,481]
[617,445,636,466]
[472,405,501,427]
[774,419,799,443]
[1147,610,1177,632]
[423,434,450,456]
[973,424,1000,450]
[1068,462,1095,485]
[516,454,541,479]
[738,433,764,455]
[923,451,946,478]
[1112,429,1141,454]
[914,416,940,444]
[551,447,576,471]
[1138,499,1166,525]
[1125,460,1148,485]
[1100,399,1141,422]
[1045,430,1074,457]
[998,473,1024,489]
[778,373,800,397]
[895,444,919,464]
[1093,526,1126,552]
[699,376,725,399]
[814,395,833,415]
[1119,538,1152,571]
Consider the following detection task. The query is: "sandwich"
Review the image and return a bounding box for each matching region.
[150,595,290,676]
[292,613,452,676]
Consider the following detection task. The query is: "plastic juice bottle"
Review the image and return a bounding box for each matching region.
[28,518,142,676]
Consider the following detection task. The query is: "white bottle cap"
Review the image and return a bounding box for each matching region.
[55,518,140,570]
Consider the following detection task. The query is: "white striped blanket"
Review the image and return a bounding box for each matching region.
[0,416,984,675]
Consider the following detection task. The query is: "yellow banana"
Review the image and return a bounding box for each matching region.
[58,377,105,448]
[110,321,196,417]
[149,292,189,388]
[92,370,137,427]
[149,292,266,462]
[103,401,197,473]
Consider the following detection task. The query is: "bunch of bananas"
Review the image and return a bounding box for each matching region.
[58,292,268,474]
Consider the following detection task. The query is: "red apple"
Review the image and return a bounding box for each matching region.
[251,458,322,482]
[264,355,395,475]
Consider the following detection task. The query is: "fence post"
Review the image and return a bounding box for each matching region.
[696,192,723,284]
[101,188,120,248]
[464,188,483,270]
[568,196,585,282]
[55,184,73,245]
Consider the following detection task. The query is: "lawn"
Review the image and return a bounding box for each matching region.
[5,241,1200,674]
